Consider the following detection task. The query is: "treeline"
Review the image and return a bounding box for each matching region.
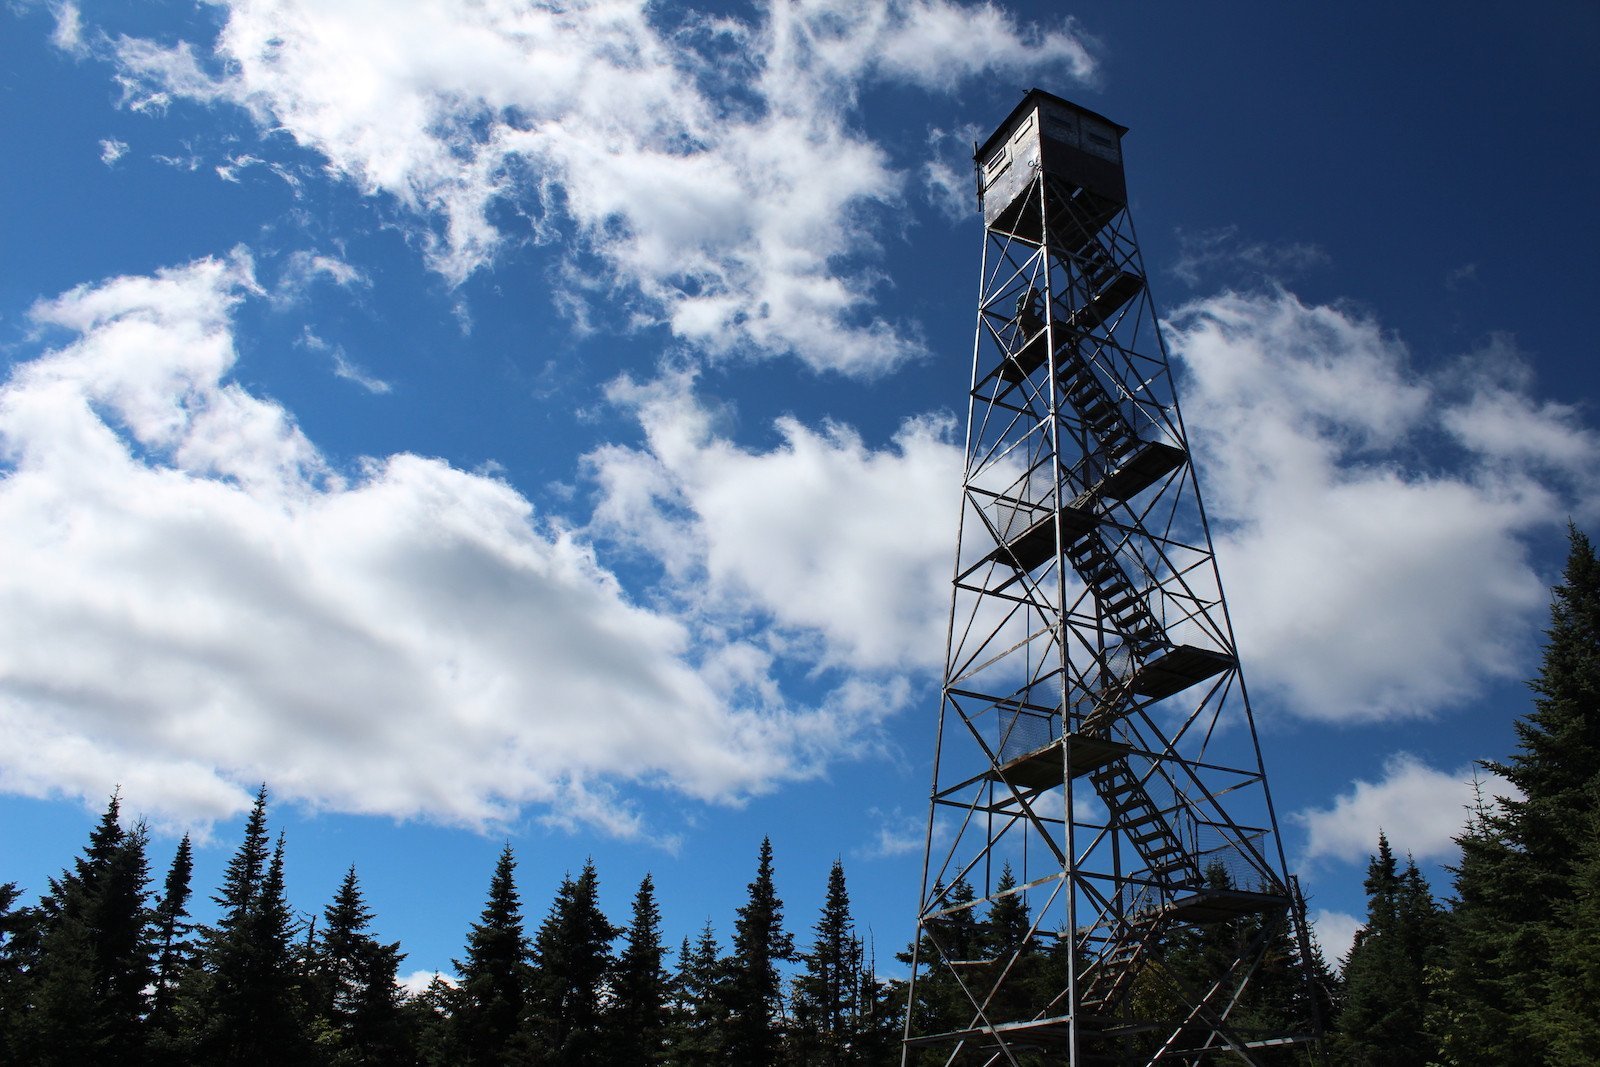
[1325,526,1600,1064]
[0,800,898,1064]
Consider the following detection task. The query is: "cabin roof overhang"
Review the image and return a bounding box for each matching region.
[973,88,1129,164]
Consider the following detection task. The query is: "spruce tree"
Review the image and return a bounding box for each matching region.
[793,859,882,1066]
[986,862,1032,958]
[900,876,980,1054]
[26,793,155,1065]
[1435,527,1600,1061]
[148,833,195,1046]
[309,866,406,1063]
[849,932,904,1065]
[0,882,32,1062]
[1541,810,1600,1062]
[984,861,1047,1024]
[608,873,670,1065]
[527,859,617,1065]
[1496,527,1600,885]
[668,920,728,1062]
[725,836,795,1063]
[399,973,457,1066]
[1335,834,1440,1064]
[451,844,531,1065]
[1430,784,1521,1064]
[190,790,312,1064]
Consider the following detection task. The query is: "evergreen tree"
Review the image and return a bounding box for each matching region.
[527,859,617,1065]
[1541,810,1600,1063]
[309,866,406,1064]
[1435,527,1600,1061]
[189,790,313,1064]
[398,973,457,1066]
[668,920,728,1062]
[849,932,905,1065]
[1334,834,1440,1064]
[986,862,1032,958]
[1496,527,1600,885]
[984,861,1046,1024]
[900,876,980,1056]
[0,882,33,1062]
[791,859,858,1064]
[25,792,155,1065]
[790,859,898,1066]
[451,844,531,1065]
[608,873,670,1066]
[725,836,795,1063]
[1430,784,1521,1064]
[148,833,195,1045]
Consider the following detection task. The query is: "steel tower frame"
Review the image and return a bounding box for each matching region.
[903,90,1320,1066]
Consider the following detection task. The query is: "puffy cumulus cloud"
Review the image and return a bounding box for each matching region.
[1167,289,1599,722]
[103,0,1093,375]
[1311,909,1361,969]
[399,970,451,997]
[586,369,960,674]
[1294,754,1519,867]
[0,255,892,833]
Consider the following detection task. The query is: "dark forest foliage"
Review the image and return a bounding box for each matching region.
[1,529,1596,1063]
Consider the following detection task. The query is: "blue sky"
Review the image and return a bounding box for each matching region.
[2,0,1597,985]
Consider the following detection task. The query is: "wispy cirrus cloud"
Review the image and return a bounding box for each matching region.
[98,0,1094,376]
[1170,226,1329,288]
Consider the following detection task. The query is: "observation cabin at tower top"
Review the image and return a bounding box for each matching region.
[974,88,1129,234]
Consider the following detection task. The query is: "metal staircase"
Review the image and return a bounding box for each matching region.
[1080,902,1169,1015]
[1064,528,1164,659]
[1091,762,1198,889]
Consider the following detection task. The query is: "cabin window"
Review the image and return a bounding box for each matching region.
[1045,116,1078,146]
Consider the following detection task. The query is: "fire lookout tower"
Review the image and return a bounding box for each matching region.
[902,90,1322,1064]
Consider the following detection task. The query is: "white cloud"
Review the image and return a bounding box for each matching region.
[330,350,392,395]
[398,969,452,997]
[215,152,265,183]
[0,255,893,834]
[105,0,1094,375]
[1440,334,1600,485]
[855,806,928,860]
[1294,753,1519,866]
[1170,226,1329,287]
[1168,289,1597,721]
[921,124,982,220]
[50,1,87,57]
[1311,908,1361,970]
[586,369,960,673]
[98,138,128,166]
[275,251,370,307]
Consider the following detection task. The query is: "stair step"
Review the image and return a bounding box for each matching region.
[1105,599,1143,620]
[1133,837,1180,853]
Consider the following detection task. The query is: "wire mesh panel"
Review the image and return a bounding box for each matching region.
[904,91,1323,1066]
